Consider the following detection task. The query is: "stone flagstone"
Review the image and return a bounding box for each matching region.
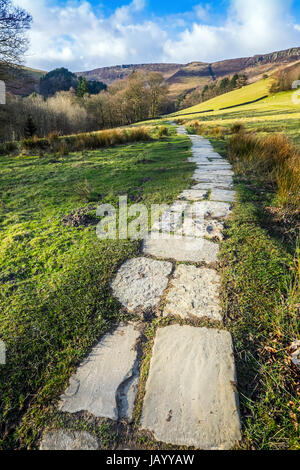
[40,430,100,451]
[180,189,208,201]
[111,258,173,312]
[192,181,234,190]
[188,201,232,219]
[193,175,233,185]
[59,323,141,421]
[140,325,241,449]
[210,189,236,203]
[181,218,225,240]
[143,236,219,263]
[163,265,222,321]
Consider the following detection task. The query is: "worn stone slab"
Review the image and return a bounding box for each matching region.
[143,236,219,263]
[195,165,232,172]
[59,323,140,421]
[180,189,208,201]
[189,157,210,164]
[180,217,225,240]
[210,189,236,203]
[152,210,183,232]
[169,201,188,213]
[192,181,234,190]
[197,160,231,166]
[40,430,100,450]
[194,169,234,177]
[188,201,232,219]
[140,325,241,449]
[164,266,222,321]
[193,174,233,185]
[112,258,173,312]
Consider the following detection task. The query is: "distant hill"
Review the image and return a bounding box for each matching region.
[78,46,300,100]
[75,63,184,84]
[5,66,46,96]
[6,46,300,100]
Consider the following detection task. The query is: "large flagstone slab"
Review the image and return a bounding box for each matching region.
[188,201,232,219]
[143,236,219,263]
[40,430,100,450]
[192,182,234,190]
[111,258,173,312]
[193,174,233,185]
[210,189,236,203]
[59,323,141,421]
[163,265,222,321]
[140,325,241,449]
[180,217,225,240]
[180,189,208,201]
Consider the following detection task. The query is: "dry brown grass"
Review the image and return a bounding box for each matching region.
[229,132,300,209]
[1,127,152,155]
[188,120,227,139]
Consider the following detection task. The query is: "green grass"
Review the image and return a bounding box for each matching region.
[0,127,194,449]
[171,78,300,145]
[175,78,272,115]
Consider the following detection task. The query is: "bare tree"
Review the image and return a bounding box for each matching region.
[0,0,32,81]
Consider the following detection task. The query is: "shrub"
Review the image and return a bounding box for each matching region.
[230,122,245,134]
[158,126,169,138]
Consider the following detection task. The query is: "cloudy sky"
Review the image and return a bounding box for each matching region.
[16,0,300,72]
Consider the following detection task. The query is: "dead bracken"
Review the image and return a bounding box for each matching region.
[61,206,98,227]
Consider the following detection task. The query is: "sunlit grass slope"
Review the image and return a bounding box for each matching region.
[175,78,272,115]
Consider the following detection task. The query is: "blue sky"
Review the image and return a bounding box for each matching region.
[17,0,300,71]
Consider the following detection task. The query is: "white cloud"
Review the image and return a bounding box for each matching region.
[164,0,300,63]
[16,0,300,71]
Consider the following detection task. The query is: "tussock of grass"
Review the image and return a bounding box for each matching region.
[0,127,151,156]
[187,120,227,139]
[228,132,300,209]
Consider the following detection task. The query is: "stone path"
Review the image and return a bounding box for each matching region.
[41,125,241,450]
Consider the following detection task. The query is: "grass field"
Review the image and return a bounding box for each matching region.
[0,126,194,449]
[174,77,272,115]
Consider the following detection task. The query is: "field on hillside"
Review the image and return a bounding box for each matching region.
[170,78,300,151]
[174,78,272,115]
[0,127,194,449]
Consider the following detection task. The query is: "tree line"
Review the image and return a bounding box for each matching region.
[0,70,171,142]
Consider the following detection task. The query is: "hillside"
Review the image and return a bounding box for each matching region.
[174,77,272,115]
[6,66,46,96]
[78,46,300,100]
[76,63,184,84]
[7,45,300,100]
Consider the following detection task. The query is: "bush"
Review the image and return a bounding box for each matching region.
[158,126,169,138]
[230,122,245,134]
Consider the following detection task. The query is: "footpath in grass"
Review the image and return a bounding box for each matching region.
[0,125,194,449]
